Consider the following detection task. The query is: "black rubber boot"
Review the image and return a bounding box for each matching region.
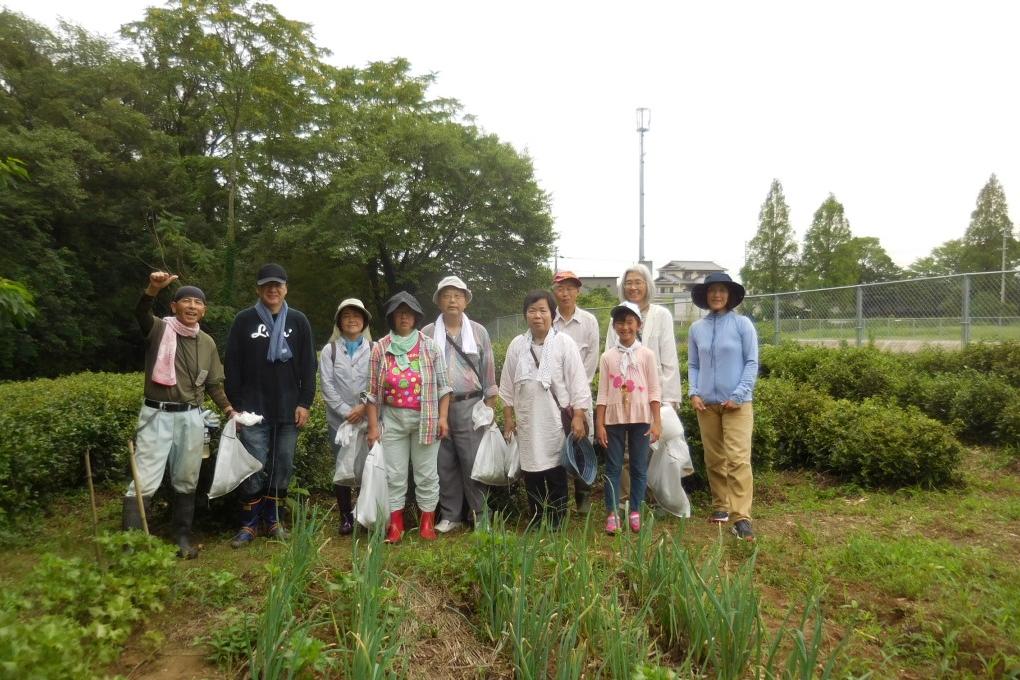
[334,484,354,535]
[172,492,199,559]
[122,495,152,531]
[575,482,592,514]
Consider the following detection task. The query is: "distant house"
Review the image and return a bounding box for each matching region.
[652,260,727,322]
[580,275,618,295]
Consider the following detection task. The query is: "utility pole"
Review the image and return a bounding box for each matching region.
[636,108,650,264]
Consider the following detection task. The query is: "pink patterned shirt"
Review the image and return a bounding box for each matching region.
[384,343,423,410]
[595,345,662,425]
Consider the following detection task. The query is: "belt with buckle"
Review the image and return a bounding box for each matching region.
[451,390,483,403]
[144,398,198,412]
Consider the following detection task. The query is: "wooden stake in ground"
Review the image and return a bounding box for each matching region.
[83,448,103,567]
[127,440,149,535]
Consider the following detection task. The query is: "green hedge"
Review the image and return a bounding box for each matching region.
[760,343,1020,445]
[0,372,140,518]
[679,377,962,488]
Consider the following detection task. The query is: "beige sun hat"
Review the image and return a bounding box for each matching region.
[329,298,373,343]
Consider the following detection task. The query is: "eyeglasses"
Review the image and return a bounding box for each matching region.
[439,291,466,301]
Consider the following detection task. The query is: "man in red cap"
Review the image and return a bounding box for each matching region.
[551,271,600,512]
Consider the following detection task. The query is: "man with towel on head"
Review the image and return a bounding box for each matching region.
[124,271,235,559]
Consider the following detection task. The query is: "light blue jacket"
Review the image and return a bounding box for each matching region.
[319,338,371,430]
[687,311,758,404]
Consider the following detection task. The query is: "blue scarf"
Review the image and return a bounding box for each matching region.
[255,301,292,363]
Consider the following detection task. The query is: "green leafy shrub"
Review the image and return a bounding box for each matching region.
[294,393,334,491]
[0,372,140,517]
[904,370,1019,444]
[758,343,832,382]
[750,378,828,470]
[805,399,963,488]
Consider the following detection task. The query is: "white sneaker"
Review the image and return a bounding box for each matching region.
[435,519,463,533]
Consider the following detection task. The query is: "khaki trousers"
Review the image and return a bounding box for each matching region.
[696,403,754,522]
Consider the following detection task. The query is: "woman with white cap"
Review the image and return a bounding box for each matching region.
[319,298,373,535]
[365,292,452,543]
[688,272,759,541]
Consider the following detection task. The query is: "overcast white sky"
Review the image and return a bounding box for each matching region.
[5,0,1020,282]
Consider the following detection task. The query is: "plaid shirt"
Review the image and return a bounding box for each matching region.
[368,332,452,444]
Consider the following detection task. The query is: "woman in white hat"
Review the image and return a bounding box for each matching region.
[319,298,373,535]
[688,273,758,541]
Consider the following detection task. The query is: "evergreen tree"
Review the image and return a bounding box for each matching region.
[739,179,798,293]
[961,174,1018,273]
[799,194,857,288]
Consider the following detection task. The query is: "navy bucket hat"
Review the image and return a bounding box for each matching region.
[691,272,746,310]
[562,435,598,486]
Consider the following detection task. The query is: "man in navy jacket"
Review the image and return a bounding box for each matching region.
[225,263,316,547]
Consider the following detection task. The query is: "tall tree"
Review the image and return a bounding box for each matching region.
[960,174,1018,273]
[799,194,857,289]
[909,239,965,277]
[740,179,798,293]
[280,59,555,326]
[848,236,902,283]
[123,0,328,303]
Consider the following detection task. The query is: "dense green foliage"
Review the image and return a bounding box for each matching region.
[0,3,554,380]
[0,531,177,678]
[760,342,1020,446]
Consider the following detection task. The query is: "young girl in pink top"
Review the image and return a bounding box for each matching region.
[595,301,662,534]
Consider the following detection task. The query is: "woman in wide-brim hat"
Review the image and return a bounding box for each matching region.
[365,291,452,543]
[319,298,373,536]
[687,272,759,541]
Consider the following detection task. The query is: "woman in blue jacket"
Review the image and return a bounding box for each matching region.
[688,273,759,541]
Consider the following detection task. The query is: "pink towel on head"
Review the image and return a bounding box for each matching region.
[152,316,200,386]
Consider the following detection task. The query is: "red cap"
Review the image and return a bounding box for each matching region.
[552,271,583,286]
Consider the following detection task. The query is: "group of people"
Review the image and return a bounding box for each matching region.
[125,261,759,558]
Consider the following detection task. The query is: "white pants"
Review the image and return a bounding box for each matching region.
[382,408,440,513]
[125,405,203,497]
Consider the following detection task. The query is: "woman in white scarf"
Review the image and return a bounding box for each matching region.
[499,290,590,527]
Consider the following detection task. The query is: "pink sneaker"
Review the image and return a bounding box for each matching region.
[605,514,619,535]
[629,512,641,533]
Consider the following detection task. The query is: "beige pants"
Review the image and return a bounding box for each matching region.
[696,403,754,522]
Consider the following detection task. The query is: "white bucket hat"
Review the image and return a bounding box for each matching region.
[329,298,373,343]
[433,275,473,304]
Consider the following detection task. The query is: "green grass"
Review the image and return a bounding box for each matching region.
[3,448,1020,678]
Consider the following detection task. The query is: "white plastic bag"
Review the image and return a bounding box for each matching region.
[471,400,494,430]
[208,418,264,499]
[647,438,693,518]
[471,425,512,486]
[658,404,686,442]
[332,422,368,486]
[355,442,389,529]
[505,433,520,481]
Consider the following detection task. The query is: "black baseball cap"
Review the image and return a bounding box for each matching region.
[256,263,287,286]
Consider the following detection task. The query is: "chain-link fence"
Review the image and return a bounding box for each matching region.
[744,270,1020,349]
[484,271,1020,349]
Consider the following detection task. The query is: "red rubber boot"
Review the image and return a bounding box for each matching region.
[419,511,437,541]
[385,510,404,544]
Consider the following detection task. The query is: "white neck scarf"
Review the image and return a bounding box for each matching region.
[615,338,643,379]
[515,328,557,389]
[433,313,477,355]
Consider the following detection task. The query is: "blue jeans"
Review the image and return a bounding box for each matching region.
[238,422,298,498]
[604,423,650,512]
